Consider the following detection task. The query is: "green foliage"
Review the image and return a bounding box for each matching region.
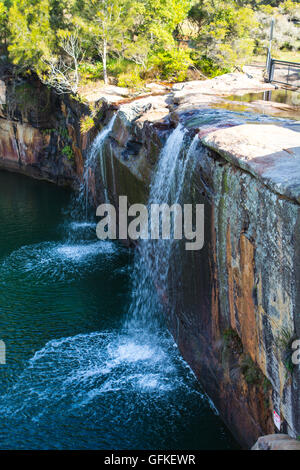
[107,58,134,77]
[0,0,8,43]
[193,55,229,78]
[276,326,296,374]
[263,376,272,393]
[188,1,258,70]
[117,70,144,90]
[148,48,192,82]
[40,127,55,135]
[276,326,295,350]
[2,0,300,92]
[61,144,74,160]
[241,355,271,408]
[8,0,54,72]
[256,1,300,58]
[78,62,103,83]
[80,115,94,134]
[4,0,193,89]
[59,126,69,139]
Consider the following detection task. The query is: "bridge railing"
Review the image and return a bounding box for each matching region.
[267,58,300,89]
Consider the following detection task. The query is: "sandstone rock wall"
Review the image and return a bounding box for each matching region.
[0,74,105,187]
[199,125,300,445]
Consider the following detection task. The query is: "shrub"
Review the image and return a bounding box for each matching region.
[62,145,74,161]
[148,48,193,82]
[80,115,94,134]
[222,328,243,355]
[193,55,229,78]
[108,58,134,77]
[59,127,69,139]
[117,71,144,90]
[241,354,262,385]
[276,327,296,374]
[79,61,103,83]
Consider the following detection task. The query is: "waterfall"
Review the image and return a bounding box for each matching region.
[80,114,116,219]
[0,122,236,450]
[127,124,201,332]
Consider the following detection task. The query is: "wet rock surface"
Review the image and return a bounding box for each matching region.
[172,72,276,114]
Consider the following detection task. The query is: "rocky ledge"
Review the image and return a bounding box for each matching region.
[252,434,300,450]
[202,124,300,203]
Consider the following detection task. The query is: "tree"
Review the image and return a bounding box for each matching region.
[0,1,9,45]
[72,0,191,84]
[135,0,191,51]
[188,0,258,69]
[41,33,83,94]
[7,0,54,72]
[73,0,129,84]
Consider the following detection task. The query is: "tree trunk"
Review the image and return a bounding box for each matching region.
[103,38,108,85]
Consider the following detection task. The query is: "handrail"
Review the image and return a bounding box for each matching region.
[267,57,300,89]
[271,59,300,67]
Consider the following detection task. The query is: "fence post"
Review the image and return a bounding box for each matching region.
[269,59,275,83]
[266,18,274,82]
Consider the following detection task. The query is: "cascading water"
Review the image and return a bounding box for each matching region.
[79,114,117,218]
[126,124,186,331]
[127,125,200,332]
[0,123,238,449]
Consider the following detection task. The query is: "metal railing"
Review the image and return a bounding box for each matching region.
[267,58,300,89]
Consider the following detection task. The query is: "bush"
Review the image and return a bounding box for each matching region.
[79,62,103,83]
[148,48,193,82]
[62,145,74,161]
[80,115,94,134]
[276,327,296,374]
[241,354,262,385]
[222,328,243,355]
[117,71,144,90]
[59,127,69,139]
[193,55,229,78]
[108,58,135,77]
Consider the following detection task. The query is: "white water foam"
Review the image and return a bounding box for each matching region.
[0,239,118,285]
[0,330,203,422]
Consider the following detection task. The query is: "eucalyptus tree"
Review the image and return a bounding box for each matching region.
[73,0,191,83]
[73,0,132,84]
[7,0,54,72]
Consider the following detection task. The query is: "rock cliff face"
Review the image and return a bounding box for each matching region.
[0,71,299,448]
[96,78,300,448]
[200,124,300,444]
[0,73,106,187]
